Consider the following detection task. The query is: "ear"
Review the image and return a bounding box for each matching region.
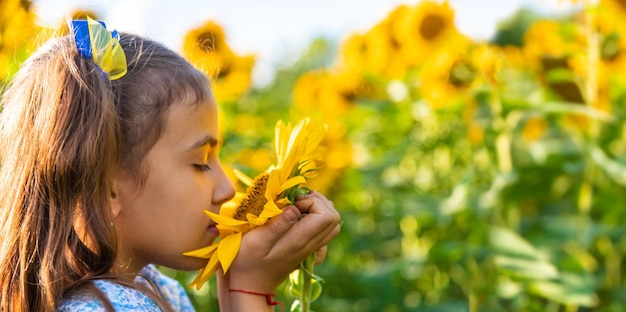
[110,176,122,218]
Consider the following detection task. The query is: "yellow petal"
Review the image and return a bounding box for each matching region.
[248,214,268,227]
[204,210,248,227]
[216,225,235,237]
[218,232,242,273]
[219,205,237,218]
[190,251,220,290]
[280,146,305,179]
[303,126,327,156]
[182,243,218,259]
[260,201,283,219]
[234,169,254,187]
[265,170,282,199]
[189,267,206,290]
[276,198,291,205]
[288,120,307,151]
[273,118,328,178]
[220,192,246,217]
[275,120,291,163]
[276,120,297,164]
[279,176,306,193]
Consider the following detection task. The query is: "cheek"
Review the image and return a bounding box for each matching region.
[142,163,214,223]
[146,166,196,202]
[168,174,214,219]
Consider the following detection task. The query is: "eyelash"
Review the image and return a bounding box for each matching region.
[194,164,212,172]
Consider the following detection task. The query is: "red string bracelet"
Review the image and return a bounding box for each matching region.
[229,289,285,311]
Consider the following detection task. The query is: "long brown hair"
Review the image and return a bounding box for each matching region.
[0,31,210,311]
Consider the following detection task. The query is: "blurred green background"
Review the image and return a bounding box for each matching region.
[5,0,626,311]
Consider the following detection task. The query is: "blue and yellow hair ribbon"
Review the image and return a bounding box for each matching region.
[71,18,127,80]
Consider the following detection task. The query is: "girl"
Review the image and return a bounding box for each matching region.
[0,20,341,311]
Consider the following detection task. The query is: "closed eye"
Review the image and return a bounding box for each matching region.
[194,164,212,172]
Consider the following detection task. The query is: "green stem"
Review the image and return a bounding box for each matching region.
[300,252,316,312]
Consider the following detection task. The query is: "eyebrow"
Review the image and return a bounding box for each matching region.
[186,135,219,152]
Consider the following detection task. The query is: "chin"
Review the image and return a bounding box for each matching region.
[163,256,209,271]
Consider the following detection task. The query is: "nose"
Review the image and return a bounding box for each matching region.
[212,161,236,206]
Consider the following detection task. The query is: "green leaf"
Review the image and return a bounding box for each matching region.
[589,146,626,186]
[310,278,322,301]
[537,102,614,122]
[490,226,545,261]
[527,273,597,307]
[493,255,559,280]
[289,284,302,300]
[290,300,301,312]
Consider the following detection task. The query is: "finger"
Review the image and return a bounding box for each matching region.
[296,190,326,200]
[294,195,338,217]
[315,246,327,265]
[256,191,341,260]
[291,192,341,250]
[246,205,301,250]
[297,221,341,256]
[295,191,333,212]
[269,212,341,261]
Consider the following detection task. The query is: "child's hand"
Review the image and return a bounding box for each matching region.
[226,190,341,294]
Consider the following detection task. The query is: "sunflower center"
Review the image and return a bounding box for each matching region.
[618,0,626,10]
[449,61,476,87]
[419,15,445,40]
[197,32,219,52]
[233,173,269,221]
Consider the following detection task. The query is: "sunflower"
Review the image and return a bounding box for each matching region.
[599,0,626,18]
[182,21,235,79]
[339,22,396,77]
[523,20,586,74]
[393,0,458,67]
[291,71,355,194]
[182,21,255,103]
[333,34,368,93]
[0,0,34,49]
[418,36,475,109]
[183,118,327,290]
[293,70,354,119]
[333,32,389,97]
[210,54,255,103]
[0,0,35,81]
[333,6,408,83]
[469,43,503,87]
[594,0,626,89]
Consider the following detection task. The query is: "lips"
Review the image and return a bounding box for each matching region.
[207,223,219,236]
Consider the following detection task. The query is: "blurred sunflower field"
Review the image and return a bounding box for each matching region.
[8,0,626,311]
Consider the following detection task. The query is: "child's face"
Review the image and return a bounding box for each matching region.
[112,92,235,272]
